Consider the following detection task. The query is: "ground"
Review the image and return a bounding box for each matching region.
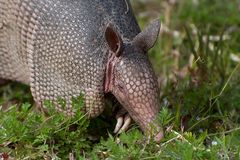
[1,0,240,159]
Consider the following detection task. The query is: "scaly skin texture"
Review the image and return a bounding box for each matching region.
[0,0,163,141]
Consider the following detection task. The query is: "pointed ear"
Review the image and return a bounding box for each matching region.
[133,19,161,52]
[105,23,123,57]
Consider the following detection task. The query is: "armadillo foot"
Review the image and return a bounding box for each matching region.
[114,113,131,134]
[114,116,123,133]
[117,114,131,134]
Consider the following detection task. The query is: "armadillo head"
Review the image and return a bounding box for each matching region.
[104,19,163,142]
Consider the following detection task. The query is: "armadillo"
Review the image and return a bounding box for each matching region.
[0,0,163,141]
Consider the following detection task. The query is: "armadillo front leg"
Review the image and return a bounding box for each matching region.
[84,88,105,118]
[37,87,106,118]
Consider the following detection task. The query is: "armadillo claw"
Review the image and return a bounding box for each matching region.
[117,114,131,134]
[114,117,123,133]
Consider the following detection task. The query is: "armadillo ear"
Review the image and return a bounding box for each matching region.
[133,19,161,52]
[105,24,123,57]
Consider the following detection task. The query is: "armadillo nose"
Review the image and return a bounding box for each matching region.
[154,130,164,143]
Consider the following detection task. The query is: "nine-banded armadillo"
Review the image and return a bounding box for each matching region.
[0,0,163,141]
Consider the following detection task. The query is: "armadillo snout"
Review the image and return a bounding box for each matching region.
[155,130,164,143]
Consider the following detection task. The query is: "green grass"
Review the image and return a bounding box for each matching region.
[1,0,240,159]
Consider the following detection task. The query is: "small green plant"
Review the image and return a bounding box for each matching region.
[0,95,89,159]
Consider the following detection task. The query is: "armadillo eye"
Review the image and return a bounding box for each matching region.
[117,83,125,93]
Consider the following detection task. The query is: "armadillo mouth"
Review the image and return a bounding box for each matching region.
[104,51,117,93]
